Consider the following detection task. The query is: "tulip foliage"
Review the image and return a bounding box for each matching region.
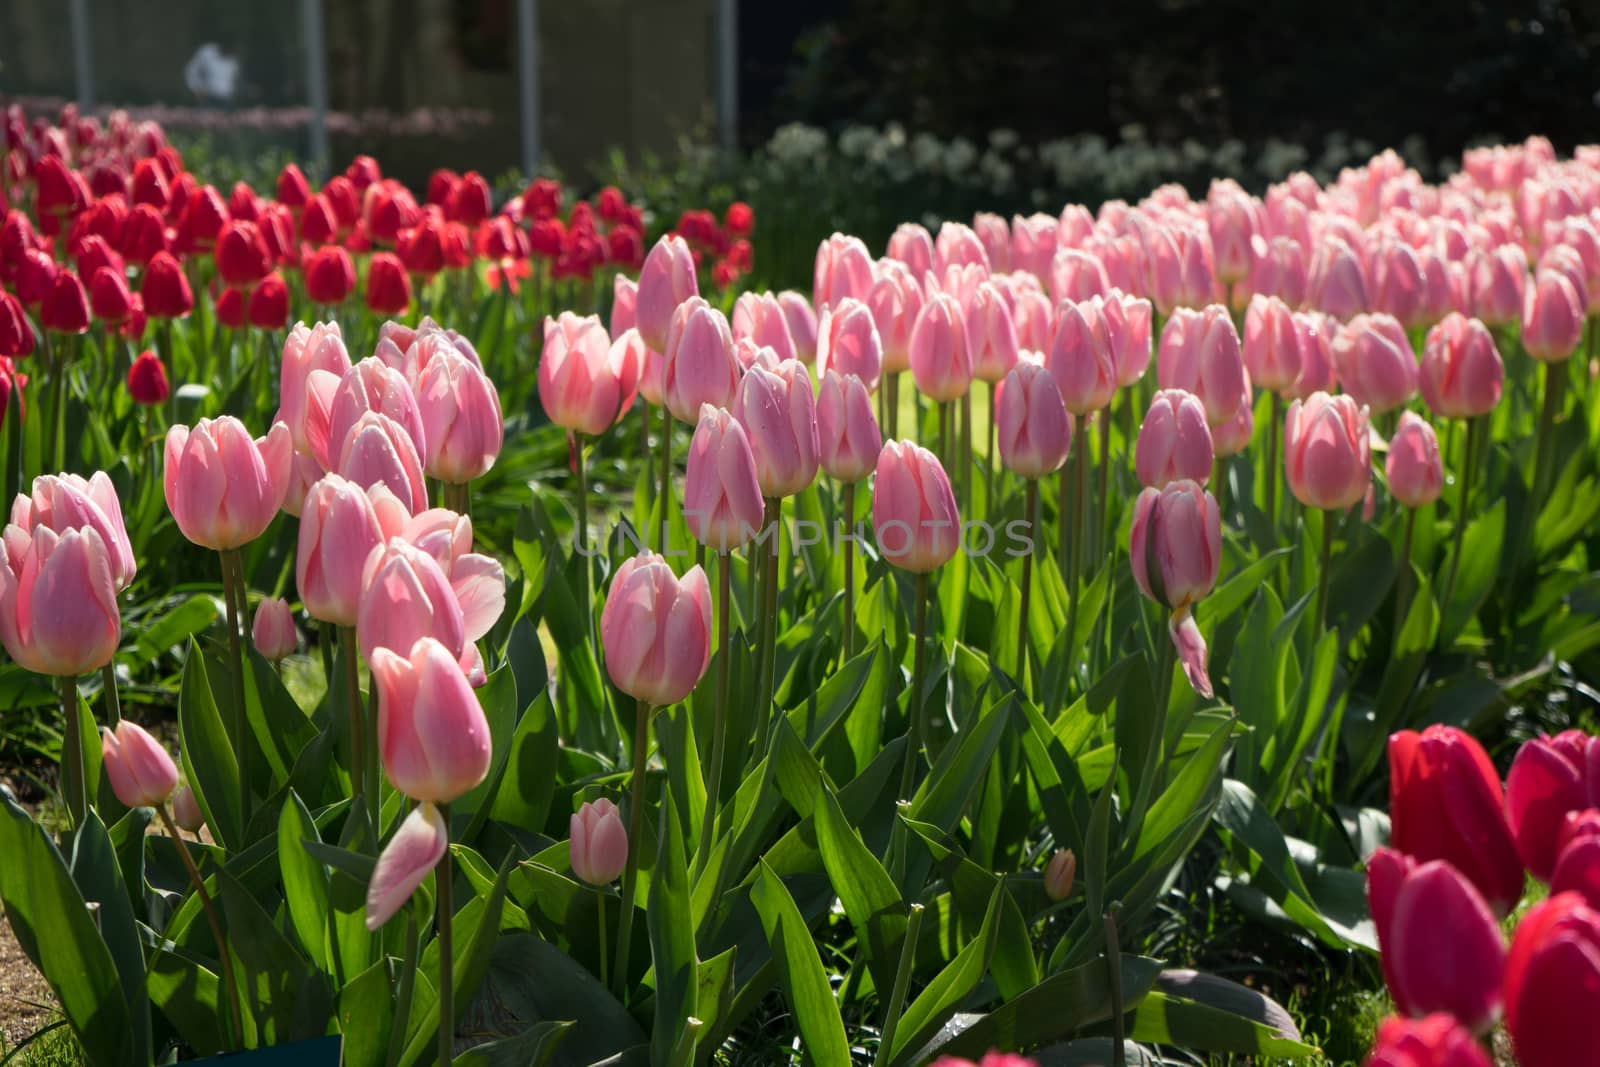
[0,106,1599,1066]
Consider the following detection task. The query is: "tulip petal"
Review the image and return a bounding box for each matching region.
[365,801,447,930]
[1168,611,1212,699]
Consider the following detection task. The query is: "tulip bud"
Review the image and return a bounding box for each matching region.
[1282,392,1371,511]
[1522,269,1585,362]
[1010,213,1058,280]
[99,720,179,809]
[1136,389,1213,489]
[995,361,1071,479]
[365,800,448,930]
[637,234,700,353]
[126,350,170,405]
[1242,294,1302,395]
[371,636,492,802]
[777,291,819,365]
[1504,892,1600,1067]
[1047,299,1117,415]
[172,783,205,832]
[0,292,32,359]
[1247,235,1309,309]
[1551,818,1600,908]
[1206,179,1262,287]
[1044,848,1076,902]
[887,223,935,279]
[866,261,923,374]
[1468,244,1526,327]
[247,271,290,330]
[965,281,1019,384]
[165,417,293,550]
[685,404,765,551]
[662,298,739,424]
[732,291,798,365]
[1386,413,1444,509]
[814,233,877,314]
[816,298,884,393]
[216,220,271,288]
[251,596,297,661]
[1505,733,1594,883]
[416,350,502,485]
[908,292,972,403]
[365,252,412,315]
[600,553,712,707]
[1333,314,1419,415]
[1157,306,1247,428]
[1419,314,1503,419]
[570,798,629,886]
[816,371,882,484]
[1361,1014,1492,1067]
[304,246,356,306]
[41,269,90,334]
[871,440,960,573]
[1129,479,1220,697]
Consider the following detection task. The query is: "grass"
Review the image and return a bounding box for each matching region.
[0,1021,82,1067]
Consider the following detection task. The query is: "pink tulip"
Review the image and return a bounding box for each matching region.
[100,720,178,808]
[11,471,135,591]
[358,539,469,677]
[1308,237,1369,321]
[1050,248,1112,304]
[908,292,972,402]
[1011,213,1058,280]
[1146,222,1218,315]
[732,291,798,365]
[276,322,352,456]
[1207,179,1262,285]
[932,263,988,308]
[1209,365,1255,459]
[394,510,505,647]
[1467,244,1526,327]
[887,223,935,280]
[297,474,390,626]
[973,212,1012,273]
[662,297,740,423]
[871,440,960,573]
[1419,314,1503,418]
[1366,849,1506,1031]
[816,372,882,484]
[816,298,884,393]
[1044,848,1076,902]
[404,321,484,385]
[995,361,1071,479]
[281,453,325,519]
[1387,413,1444,509]
[814,233,877,313]
[416,348,503,484]
[371,635,491,802]
[1010,286,1054,356]
[1370,238,1428,328]
[325,357,426,470]
[1136,389,1213,488]
[1046,299,1117,415]
[866,261,924,375]
[1522,269,1585,362]
[336,411,427,513]
[611,273,638,337]
[600,552,712,707]
[1505,732,1594,882]
[1287,311,1339,400]
[538,312,637,435]
[1546,216,1600,305]
[777,290,819,365]
[965,281,1019,383]
[1157,305,1248,428]
[365,800,447,929]
[1103,291,1153,387]
[935,222,990,274]
[252,596,297,660]
[732,359,819,499]
[636,234,699,352]
[165,417,293,550]
[1242,294,1303,394]
[1129,479,1221,697]
[1246,235,1309,308]
[1283,392,1371,510]
[1334,314,1419,415]
[570,798,629,886]
[172,784,205,832]
[685,404,765,551]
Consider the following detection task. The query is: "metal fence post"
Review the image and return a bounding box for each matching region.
[301,0,331,180]
[518,0,541,177]
[69,0,94,110]
[717,0,737,156]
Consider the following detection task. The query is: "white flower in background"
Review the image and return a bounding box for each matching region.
[989,128,1020,150]
[184,43,240,103]
[945,137,977,174]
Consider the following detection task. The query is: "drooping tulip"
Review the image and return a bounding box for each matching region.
[100,720,179,809]
[636,234,699,353]
[570,798,629,886]
[871,440,960,574]
[662,297,739,424]
[995,361,1071,479]
[1334,314,1419,415]
[1282,392,1371,511]
[600,552,712,707]
[252,596,297,661]
[164,418,293,550]
[1503,892,1600,1067]
[1387,413,1444,509]
[416,348,503,484]
[1129,479,1221,697]
[0,524,121,676]
[365,800,448,930]
[731,358,819,499]
[1419,314,1503,418]
[1136,389,1213,489]
[816,371,882,484]
[816,298,884,393]
[684,404,765,552]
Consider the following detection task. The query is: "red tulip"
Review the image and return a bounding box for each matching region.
[305,245,356,306]
[1503,892,1600,1067]
[365,253,411,315]
[1506,732,1594,882]
[1360,1014,1491,1067]
[126,350,169,405]
[41,269,90,334]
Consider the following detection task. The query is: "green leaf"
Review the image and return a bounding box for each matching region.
[911,696,1012,834]
[130,595,218,667]
[1228,586,1286,779]
[179,642,243,849]
[1439,498,1505,645]
[1130,986,1315,1057]
[337,959,394,1067]
[0,798,134,1067]
[886,884,1002,1065]
[279,791,331,973]
[215,867,331,1045]
[451,666,520,842]
[649,791,698,1064]
[749,862,852,1066]
[402,856,513,1067]
[1196,548,1293,629]
[66,813,151,1065]
[488,692,558,834]
[451,1021,573,1067]
[814,782,907,994]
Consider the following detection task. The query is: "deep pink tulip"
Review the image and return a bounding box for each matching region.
[1242,294,1303,394]
[1366,848,1506,1030]
[1419,314,1503,418]
[1047,299,1116,415]
[1386,412,1444,509]
[635,233,699,352]
[1282,392,1371,511]
[100,720,179,808]
[276,322,352,457]
[908,292,972,402]
[777,290,819,365]
[1308,237,1369,321]
[1157,305,1248,428]
[995,360,1071,479]
[816,371,882,484]
[539,312,638,436]
[336,411,427,513]
[165,417,293,550]
[0,524,120,676]
[732,358,819,498]
[965,280,1019,384]
[1522,269,1585,362]
[1552,812,1600,907]
[11,471,135,591]
[816,297,884,393]
[1503,892,1600,1067]
[685,404,765,551]
[297,474,390,627]
[1334,314,1419,414]
[935,222,990,274]
[866,261,924,375]
[1468,244,1527,327]
[733,291,799,365]
[1506,732,1594,882]
[366,800,447,929]
[600,552,712,707]
[1388,725,1524,916]
[662,297,739,424]
[417,348,503,484]
[1360,1014,1492,1067]
[1136,389,1213,488]
[872,440,960,574]
[371,635,491,802]
[252,596,297,660]
[887,222,935,280]
[814,233,877,314]
[570,798,629,886]
[1129,479,1221,697]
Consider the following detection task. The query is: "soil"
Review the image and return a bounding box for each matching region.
[0,914,56,1048]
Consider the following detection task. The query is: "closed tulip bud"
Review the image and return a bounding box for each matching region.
[1388,725,1524,915]
[601,553,712,707]
[100,721,178,808]
[1011,287,1054,356]
[1049,248,1112,305]
[817,298,884,392]
[1361,1014,1493,1067]
[359,540,471,680]
[248,596,296,660]
[42,269,90,334]
[140,251,192,319]
[732,359,819,498]
[297,474,390,626]
[276,321,352,457]
[1386,413,1443,509]
[305,245,356,306]
[417,349,503,484]
[872,440,960,573]
[866,262,923,374]
[1367,848,1506,1029]
[816,372,882,484]
[1137,389,1213,488]
[1207,180,1262,285]
[1503,892,1600,1067]
[371,635,491,802]
[1242,294,1303,394]
[1158,306,1247,427]
[365,252,411,315]
[732,291,799,365]
[965,281,1019,383]
[887,222,935,279]
[971,212,1011,273]
[0,292,33,361]
[1247,235,1309,309]
[1308,237,1369,321]
[1102,291,1153,387]
[1419,314,1503,418]
[1010,213,1058,281]
[172,783,205,832]
[365,800,448,930]
[126,350,169,405]
[165,417,292,550]
[995,360,1071,478]
[276,162,310,208]
[1333,314,1419,415]
[1147,223,1218,315]
[934,221,990,274]
[1467,244,1526,327]
[1044,848,1076,901]
[636,234,700,353]
[539,312,635,436]
[814,233,877,314]
[570,798,629,886]
[1287,311,1338,400]
[1129,480,1221,697]
[0,524,120,675]
[1282,392,1371,511]
[327,357,425,471]
[908,292,972,402]
[12,470,136,591]
[1369,239,1428,328]
[776,290,819,365]
[685,404,765,551]
[87,265,134,325]
[215,220,271,287]
[1506,733,1594,883]
[247,271,289,329]
[662,298,739,424]
[1522,269,1585,362]
[1552,815,1600,907]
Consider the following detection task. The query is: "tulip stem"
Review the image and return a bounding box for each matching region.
[693,552,731,881]
[1265,392,1280,535]
[1097,403,1112,561]
[338,626,369,830]
[1018,480,1037,689]
[938,402,951,479]
[886,373,900,440]
[1441,416,1481,612]
[1065,414,1086,682]
[656,408,672,553]
[58,675,86,829]
[596,889,609,989]
[51,334,73,471]
[874,901,923,1067]
[386,905,421,1067]
[159,803,243,1051]
[219,550,251,815]
[842,487,856,661]
[1531,359,1567,515]
[572,431,596,655]
[1316,509,1336,634]
[898,572,931,804]
[1393,506,1418,644]
[752,498,781,757]
[985,381,997,512]
[960,388,973,512]
[612,697,652,1000]
[100,661,121,728]
[436,806,454,1067]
